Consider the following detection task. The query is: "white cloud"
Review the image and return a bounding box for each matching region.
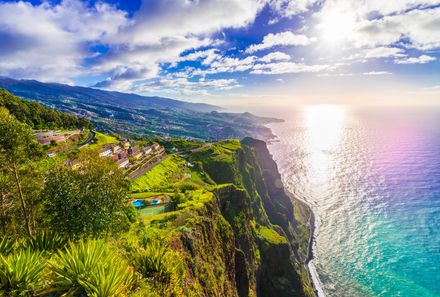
[395,55,437,64]
[269,0,319,21]
[251,62,331,75]
[260,52,291,63]
[363,71,392,76]
[0,0,127,82]
[0,0,266,89]
[314,0,440,70]
[421,85,440,90]
[246,32,315,53]
[131,77,243,96]
[364,47,406,59]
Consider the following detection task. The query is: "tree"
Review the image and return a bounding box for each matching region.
[42,152,130,238]
[0,171,14,235]
[0,107,42,236]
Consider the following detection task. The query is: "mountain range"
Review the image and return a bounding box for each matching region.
[0,77,281,140]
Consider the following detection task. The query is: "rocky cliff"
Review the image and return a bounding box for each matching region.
[138,138,313,296]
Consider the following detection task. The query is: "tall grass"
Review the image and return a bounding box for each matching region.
[0,237,14,256]
[0,249,45,296]
[49,239,133,297]
[23,230,66,252]
[133,241,184,295]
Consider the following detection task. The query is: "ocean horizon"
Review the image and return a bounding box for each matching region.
[268,105,440,297]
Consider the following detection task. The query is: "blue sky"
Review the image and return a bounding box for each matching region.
[0,0,439,106]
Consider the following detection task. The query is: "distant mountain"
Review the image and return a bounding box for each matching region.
[0,77,281,141]
[0,77,219,113]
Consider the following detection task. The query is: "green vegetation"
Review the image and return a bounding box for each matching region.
[42,152,130,238]
[50,240,133,297]
[88,132,118,150]
[0,89,92,130]
[133,241,184,295]
[257,225,288,245]
[0,249,45,296]
[131,155,187,192]
[0,102,312,297]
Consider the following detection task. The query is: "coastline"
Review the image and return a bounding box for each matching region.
[264,122,326,297]
[288,192,326,297]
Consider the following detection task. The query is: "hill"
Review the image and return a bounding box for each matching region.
[0,77,218,113]
[0,78,281,141]
[0,89,92,130]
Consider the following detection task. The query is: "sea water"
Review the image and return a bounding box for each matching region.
[267,105,440,297]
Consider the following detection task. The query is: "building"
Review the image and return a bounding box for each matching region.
[35,132,66,145]
[99,147,112,157]
[123,141,130,150]
[117,158,129,169]
[143,146,153,155]
[112,145,121,154]
[129,146,142,160]
[152,143,161,151]
[118,151,128,159]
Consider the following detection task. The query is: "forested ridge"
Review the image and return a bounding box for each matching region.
[0,89,92,130]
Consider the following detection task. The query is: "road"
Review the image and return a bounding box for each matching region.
[78,130,96,148]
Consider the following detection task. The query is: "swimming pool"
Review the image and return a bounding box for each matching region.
[132,199,160,208]
[132,199,144,207]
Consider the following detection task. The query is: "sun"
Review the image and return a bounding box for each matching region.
[316,7,357,47]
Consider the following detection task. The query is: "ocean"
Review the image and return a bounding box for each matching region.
[267,105,440,297]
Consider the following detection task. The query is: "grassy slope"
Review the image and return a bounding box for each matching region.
[87,132,118,150]
[131,155,187,192]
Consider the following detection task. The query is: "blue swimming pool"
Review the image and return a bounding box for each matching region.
[132,199,144,207]
[132,199,160,208]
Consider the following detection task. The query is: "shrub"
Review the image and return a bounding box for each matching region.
[49,239,133,297]
[0,237,14,256]
[133,241,184,295]
[125,205,138,224]
[0,249,45,296]
[23,230,66,252]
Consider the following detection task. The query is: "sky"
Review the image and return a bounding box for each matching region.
[0,0,439,108]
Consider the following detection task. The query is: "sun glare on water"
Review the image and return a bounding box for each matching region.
[304,105,346,185]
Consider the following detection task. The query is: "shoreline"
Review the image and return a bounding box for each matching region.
[288,192,326,297]
[265,121,326,297]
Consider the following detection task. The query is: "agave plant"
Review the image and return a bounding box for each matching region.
[0,249,45,296]
[133,241,184,293]
[0,237,14,256]
[49,239,133,297]
[23,230,66,252]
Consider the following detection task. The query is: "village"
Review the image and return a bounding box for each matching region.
[35,129,166,177]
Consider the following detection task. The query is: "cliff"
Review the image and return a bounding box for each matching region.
[138,138,314,296]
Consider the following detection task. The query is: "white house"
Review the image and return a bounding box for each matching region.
[99,147,112,157]
[117,158,130,169]
[143,146,153,155]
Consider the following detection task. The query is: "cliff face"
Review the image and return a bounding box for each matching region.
[141,138,312,296]
[174,138,314,297]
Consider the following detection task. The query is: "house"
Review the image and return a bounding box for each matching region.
[129,146,142,159]
[143,146,153,155]
[117,158,129,169]
[36,133,66,145]
[152,143,161,151]
[123,141,130,150]
[112,145,121,154]
[99,147,112,157]
[118,151,128,159]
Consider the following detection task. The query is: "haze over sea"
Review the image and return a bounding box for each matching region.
[267,105,440,297]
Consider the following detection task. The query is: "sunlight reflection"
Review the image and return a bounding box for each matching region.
[304,105,346,186]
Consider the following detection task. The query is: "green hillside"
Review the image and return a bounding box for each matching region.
[0,89,92,130]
